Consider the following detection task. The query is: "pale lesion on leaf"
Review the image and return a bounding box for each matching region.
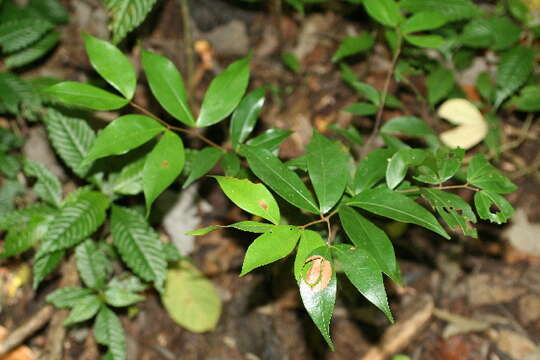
[303,255,332,292]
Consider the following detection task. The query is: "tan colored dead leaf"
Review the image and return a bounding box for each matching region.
[0,346,34,360]
[437,98,488,149]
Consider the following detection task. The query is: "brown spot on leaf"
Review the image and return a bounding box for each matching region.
[303,255,332,292]
[160,160,170,168]
[258,199,268,211]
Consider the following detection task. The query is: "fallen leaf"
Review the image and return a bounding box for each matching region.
[437,98,487,149]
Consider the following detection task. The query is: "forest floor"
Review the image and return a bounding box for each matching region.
[1,0,540,359]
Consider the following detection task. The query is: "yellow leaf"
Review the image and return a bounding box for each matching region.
[438,98,487,150]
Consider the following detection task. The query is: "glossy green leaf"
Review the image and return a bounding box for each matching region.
[353,148,395,194]
[386,149,427,189]
[294,230,326,281]
[33,249,64,288]
[141,49,195,126]
[332,33,375,62]
[23,158,62,208]
[381,116,434,137]
[197,56,250,127]
[112,156,146,195]
[46,287,95,308]
[38,192,110,254]
[43,82,129,110]
[64,294,101,326]
[143,131,185,210]
[298,246,335,349]
[75,239,109,289]
[187,221,275,236]
[466,153,517,194]
[214,176,280,224]
[474,190,514,224]
[241,225,300,275]
[476,71,494,103]
[343,102,378,116]
[421,188,477,237]
[307,132,349,214]
[242,145,319,214]
[83,34,136,99]
[245,128,293,152]
[162,261,221,332]
[339,206,400,283]
[104,287,144,307]
[328,124,364,146]
[94,305,126,360]
[182,147,223,188]
[426,66,455,106]
[489,17,521,51]
[401,11,447,34]
[230,87,265,149]
[405,34,445,48]
[111,206,167,291]
[459,18,493,48]
[363,0,402,27]
[494,46,534,108]
[414,148,464,185]
[347,188,450,239]
[282,52,301,73]
[513,85,540,112]
[222,152,241,177]
[340,64,380,105]
[333,244,393,322]
[84,115,165,164]
[400,0,480,21]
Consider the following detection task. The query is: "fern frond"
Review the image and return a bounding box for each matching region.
[102,0,158,44]
[0,19,53,53]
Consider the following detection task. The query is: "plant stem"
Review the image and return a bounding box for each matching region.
[397,184,479,194]
[179,0,195,104]
[361,32,403,157]
[300,209,339,230]
[129,101,226,151]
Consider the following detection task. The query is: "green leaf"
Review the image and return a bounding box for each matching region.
[197,56,250,127]
[489,17,521,51]
[421,189,477,237]
[339,206,400,283]
[404,34,445,48]
[298,246,335,349]
[1,212,55,258]
[83,34,136,99]
[241,225,300,275]
[222,152,241,177]
[39,192,110,254]
[64,294,101,326]
[75,239,109,289]
[0,18,53,53]
[386,149,427,189]
[245,128,293,152]
[182,147,223,188]
[401,11,447,34]
[104,287,144,307]
[242,145,319,214]
[513,85,540,112]
[381,116,434,137]
[107,275,147,293]
[347,188,450,239]
[343,102,378,116]
[32,250,64,288]
[143,131,185,211]
[230,221,275,233]
[84,115,165,164]
[307,132,349,214]
[363,0,402,27]
[141,49,195,126]
[466,153,517,194]
[294,230,326,281]
[332,33,375,62]
[162,261,222,332]
[103,0,158,44]
[494,46,534,108]
[214,176,280,225]
[282,52,301,73]
[333,244,393,322]
[353,148,395,194]
[27,0,69,24]
[94,306,126,360]
[230,87,265,149]
[5,30,60,68]
[110,206,167,291]
[46,287,95,308]
[508,0,529,23]
[112,156,146,195]
[399,0,480,22]
[426,66,455,106]
[43,81,129,110]
[23,159,62,208]
[340,64,380,105]
[459,18,493,47]
[163,242,183,262]
[328,124,364,146]
[414,148,464,184]
[44,109,96,177]
[474,190,514,224]
[476,71,494,103]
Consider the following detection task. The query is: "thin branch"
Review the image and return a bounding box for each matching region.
[397,184,479,194]
[179,0,195,103]
[300,209,339,230]
[361,33,403,157]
